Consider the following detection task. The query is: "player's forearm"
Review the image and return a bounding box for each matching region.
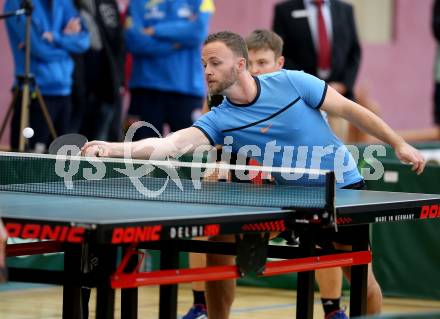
[85,127,210,159]
[323,86,405,148]
[106,138,179,159]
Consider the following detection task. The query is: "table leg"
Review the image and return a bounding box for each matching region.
[121,288,138,319]
[63,244,83,319]
[296,229,315,319]
[121,249,139,319]
[350,224,369,317]
[96,285,115,319]
[159,242,179,319]
[96,246,117,319]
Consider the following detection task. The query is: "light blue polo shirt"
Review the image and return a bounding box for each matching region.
[193,70,362,188]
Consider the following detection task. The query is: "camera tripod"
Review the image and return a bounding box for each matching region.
[0,0,57,151]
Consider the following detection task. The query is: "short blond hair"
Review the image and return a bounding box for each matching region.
[205,31,249,66]
[245,29,284,58]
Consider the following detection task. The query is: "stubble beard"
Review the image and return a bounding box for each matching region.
[209,68,237,96]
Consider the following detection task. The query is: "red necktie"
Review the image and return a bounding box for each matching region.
[314,0,331,71]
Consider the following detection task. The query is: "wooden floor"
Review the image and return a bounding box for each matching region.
[0,284,439,319]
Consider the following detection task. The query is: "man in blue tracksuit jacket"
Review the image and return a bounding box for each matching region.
[4,0,89,150]
[124,0,214,140]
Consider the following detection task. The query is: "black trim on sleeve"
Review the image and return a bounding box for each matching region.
[192,125,216,146]
[316,83,328,109]
[221,97,301,133]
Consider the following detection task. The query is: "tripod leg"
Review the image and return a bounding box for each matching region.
[0,88,19,141]
[18,83,31,152]
[34,86,57,139]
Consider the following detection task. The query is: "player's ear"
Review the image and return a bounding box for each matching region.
[237,57,247,72]
[277,56,285,69]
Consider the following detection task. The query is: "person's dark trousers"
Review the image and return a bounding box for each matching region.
[77,49,124,141]
[10,92,72,151]
[128,88,204,140]
[70,54,87,134]
[78,92,123,142]
[107,94,124,142]
[79,98,119,141]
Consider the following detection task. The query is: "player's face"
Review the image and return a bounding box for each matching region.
[202,41,241,95]
[248,49,283,76]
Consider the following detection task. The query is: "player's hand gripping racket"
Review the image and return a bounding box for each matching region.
[48,133,88,155]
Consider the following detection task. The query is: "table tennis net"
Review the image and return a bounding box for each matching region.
[0,152,334,209]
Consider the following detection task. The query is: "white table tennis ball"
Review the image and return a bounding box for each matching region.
[23,127,34,139]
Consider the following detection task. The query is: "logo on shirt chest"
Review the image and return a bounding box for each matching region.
[145,0,165,19]
[260,123,273,134]
[177,4,193,18]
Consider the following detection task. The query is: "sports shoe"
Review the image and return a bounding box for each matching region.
[182,304,208,319]
[325,308,349,319]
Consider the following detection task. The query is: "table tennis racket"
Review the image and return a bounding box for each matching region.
[48,133,88,155]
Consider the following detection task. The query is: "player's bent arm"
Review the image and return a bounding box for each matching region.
[321,86,403,147]
[82,127,211,159]
[321,86,425,174]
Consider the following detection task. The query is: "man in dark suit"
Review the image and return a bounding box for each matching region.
[273,2,371,318]
[273,0,360,100]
